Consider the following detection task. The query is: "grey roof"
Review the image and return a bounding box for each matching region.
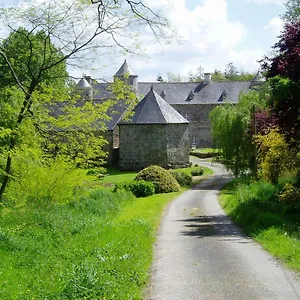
[114,59,137,77]
[137,81,252,104]
[76,78,92,89]
[120,87,188,124]
[91,82,113,99]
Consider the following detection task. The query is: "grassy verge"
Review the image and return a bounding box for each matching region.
[0,163,214,298]
[0,189,180,299]
[219,179,300,272]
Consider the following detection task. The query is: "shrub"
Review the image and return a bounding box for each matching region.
[191,167,204,176]
[278,183,300,205]
[86,167,107,179]
[255,128,290,184]
[129,180,155,198]
[112,183,129,193]
[169,170,192,187]
[135,165,180,194]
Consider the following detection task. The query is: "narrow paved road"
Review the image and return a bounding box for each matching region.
[147,158,300,300]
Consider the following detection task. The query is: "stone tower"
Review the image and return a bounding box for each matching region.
[75,77,93,100]
[114,59,138,93]
[118,86,190,171]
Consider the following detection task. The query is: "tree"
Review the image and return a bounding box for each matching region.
[282,0,300,22]
[166,72,183,82]
[0,0,170,201]
[211,69,227,81]
[188,66,204,82]
[262,22,300,83]
[260,21,300,142]
[209,90,266,176]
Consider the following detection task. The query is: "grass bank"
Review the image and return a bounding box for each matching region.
[0,189,180,299]
[1,162,214,298]
[219,179,300,272]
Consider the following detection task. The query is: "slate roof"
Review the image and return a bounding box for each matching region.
[137,81,252,105]
[114,59,137,77]
[120,87,188,124]
[76,78,92,89]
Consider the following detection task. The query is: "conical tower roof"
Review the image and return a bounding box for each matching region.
[76,77,92,89]
[120,87,188,124]
[114,59,137,77]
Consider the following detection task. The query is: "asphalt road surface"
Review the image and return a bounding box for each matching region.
[147,158,300,300]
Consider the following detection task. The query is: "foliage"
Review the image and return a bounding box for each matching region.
[260,21,300,143]
[210,90,266,176]
[266,76,300,141]
[255,128,290,184]
[278,183,300,206]
[188,66,204,82]
[129,180,155,198]
[4,156,85,206]
[262,22,300,83]
[219,179,300,271]
[211,69,228,81]
[166,72,183,82]
[249,108,278,135]
[0,187,179,298]
[190,167,204,176]
[169,170,192,186]
[135,165,180,194]
[282,0,300,23]
[0,0,171,202]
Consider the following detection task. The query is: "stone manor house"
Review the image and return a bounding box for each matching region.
[75,60,262,170]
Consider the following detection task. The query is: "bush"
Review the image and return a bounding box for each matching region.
[191,167,204,176]
[135,165,180,194]
[86,167,106,179]
[169,170,192,187]
[255,128,290,184]
[278,183,300,205]
[112,183,129,193]
[128,180,155,198]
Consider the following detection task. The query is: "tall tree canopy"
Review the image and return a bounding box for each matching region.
[0,0,170,202]
[282,0,300,22]
[261,21,300,142]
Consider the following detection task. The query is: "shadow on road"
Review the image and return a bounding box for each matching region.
[178,214,250,243]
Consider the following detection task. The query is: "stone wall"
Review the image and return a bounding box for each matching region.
[119,124,189,171]
[172,104,221,148]
[166,124,190,168]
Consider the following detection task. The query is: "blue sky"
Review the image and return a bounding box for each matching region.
[0,0,287,81]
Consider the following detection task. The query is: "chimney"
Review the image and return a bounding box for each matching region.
[83,75,92,84]
[203,73,211,84]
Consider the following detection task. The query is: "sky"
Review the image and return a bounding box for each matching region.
[0,0,286,82]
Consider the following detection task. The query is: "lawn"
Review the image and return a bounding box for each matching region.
[0,163,213,299]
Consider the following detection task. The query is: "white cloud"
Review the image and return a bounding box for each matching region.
[126,0,250,81]
[264,17,284,35]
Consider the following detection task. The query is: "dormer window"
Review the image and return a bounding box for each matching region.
[160,90,166,99]
[186,91,194,101]
[218,90,227,102]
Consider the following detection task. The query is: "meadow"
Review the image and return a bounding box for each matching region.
[0,164,212,299]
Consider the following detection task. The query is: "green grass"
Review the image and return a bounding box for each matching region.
[192,148,219,154]
[219,179,300,272]
[0,189,180,299]
[0,163,214,298]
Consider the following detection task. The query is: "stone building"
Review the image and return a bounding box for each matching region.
[75,60,262,165]
[118,86,190,171]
